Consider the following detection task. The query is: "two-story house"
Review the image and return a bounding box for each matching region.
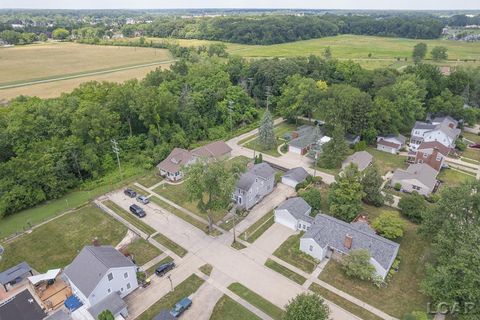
[409,141,450,171]
[409,116,460,151]
[233,162,275,210]
[63,245,138,319]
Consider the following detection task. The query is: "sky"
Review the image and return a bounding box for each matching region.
[1,0,479,10]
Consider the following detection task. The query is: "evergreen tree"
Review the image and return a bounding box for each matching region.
[258,111,276,149]
[318,125,348,169]
[361,163,385,207]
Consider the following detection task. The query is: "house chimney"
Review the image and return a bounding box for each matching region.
[92,237,100,247]
[344,234,353,249]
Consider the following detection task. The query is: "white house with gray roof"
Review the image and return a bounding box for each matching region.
[391,163,438,196]
[233,163,275,210]
[63,245,138,316]
[342,151,373,172]
[300,214,400,279]
[281,167,310,188]
[274,197,313,231]
[410,117,460,151]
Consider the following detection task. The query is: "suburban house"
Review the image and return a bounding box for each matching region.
[408,141,449,171]
[376,134,406,154]
[409,116,460,151]
[342,151,373,172]
[345,133,360,146]
[157,141,232,181]
[288,125,323,155]
[300,214,400,279]
[281,167,310,188]
[63,245,138,318]
[233,162,275,210]
[274,197,313,231]
[391,163,439,196]
[0,289,46,320]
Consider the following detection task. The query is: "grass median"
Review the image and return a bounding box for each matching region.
[228,282,285,320]
[103,200,156,236]
[124,238,162,266]
[265,259,306,285]
[136,274,204,320]
[239,211,274,243]
[153,233,188,257]
[210,294,261,320]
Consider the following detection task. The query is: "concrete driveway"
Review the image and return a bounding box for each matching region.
[249,223,296,255]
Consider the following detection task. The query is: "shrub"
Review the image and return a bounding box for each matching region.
[398,191,426,223]
[299,187,322,213]
[456,139,467,151]
[394,182,402,191]
[372,211,406,239]
[342,249,375,281]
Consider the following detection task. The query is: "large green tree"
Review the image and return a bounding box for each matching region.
[398,191,426,223]
[420,181,480,318]
[52,28,70,40]
[277,75,321,122]
[361,163,385,207]
[185,160,245,232]
[372,211,406,239]
[412,43,427,63]
[285,293,330,320]
[328,164,364,222]
[318,125,348,169]
[431,46,448,61]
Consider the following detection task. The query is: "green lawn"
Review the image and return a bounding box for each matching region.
[228,283,285,320]
[239,211,275,243]
[153,182,227,223]
[137,170,163,188]
[273,233,318,274]
[461,147,480,162]
[102,200,156,235]
[243,122,300,157]
[231,241,247,250]
[265,259,307,285]
[462,132,480,144]
[136,274,204,320]
[318,218,432,318]
[125,238,162,266]
[0,166,147,240]
[0,205,127,272]
[145,256,174,276]
[199,263,213,276]
[153,233,188,257]
[149,196,213,235]
[210,295,261,320]
[437,168,475,189]
[367,147,407,174]
[244,137,281,157]
[309,283,383,320]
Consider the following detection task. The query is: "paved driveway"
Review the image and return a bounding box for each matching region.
[249,223,296,255]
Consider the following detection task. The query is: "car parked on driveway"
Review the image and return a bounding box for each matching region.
[170,297,192,317]
[155,262,175,277]
[129,204,146,218]
[124,188,137,198]
[137,195,150,204]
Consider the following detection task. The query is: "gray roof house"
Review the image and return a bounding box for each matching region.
[281,167,310,188]
[376,134,406,154]
[274,197,313,231]
[88,292,127,320]
[288,125,324,155]
[233,163,275,210]
[391,163,438,196]
[342,151,373,172]
[300,214,400,279]
[64,245,138,318]
[410,117,460,151]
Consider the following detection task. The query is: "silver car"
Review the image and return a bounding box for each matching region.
[136,195,150,204]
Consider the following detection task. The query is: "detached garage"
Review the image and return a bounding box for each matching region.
[282,167,309,188]
[274,197,313,231]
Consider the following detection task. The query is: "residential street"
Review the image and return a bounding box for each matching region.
[106,190,363,320]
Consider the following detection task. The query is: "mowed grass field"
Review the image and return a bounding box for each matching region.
[151,35,480,69]
[0,42,172,85]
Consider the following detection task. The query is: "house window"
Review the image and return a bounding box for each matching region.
[423,153,427,158]
[124,272,128,279]
[107,273,113,281]
[309,245,313,252]
[121,287,124,292]
[107,288,111,294]
[238,196,242,205]
[412,185,421,191]
[127,283,131,290]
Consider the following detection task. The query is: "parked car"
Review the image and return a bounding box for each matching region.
[170,297,192,317]
[137,195,150,204]
[124,188,137,198]
[155,262,175,276]
[129,204,146,218]
[469,143,480,149]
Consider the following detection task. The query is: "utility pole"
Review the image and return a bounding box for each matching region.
[111,139,123,179]
[313,151,318,178]
[228,100,234,134]
[167,274,173,292]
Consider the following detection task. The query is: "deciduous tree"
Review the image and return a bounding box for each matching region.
[342,249,375,280]
[372,211,406,239]
[412,43,427,63]
[398,191,426,223]
[285,293,330,320]
[328,164,364,222]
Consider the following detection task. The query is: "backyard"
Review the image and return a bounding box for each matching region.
[437,168,475,189]
[0,205,127,272]
[366,147,407,174]
[318,218,432,318]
